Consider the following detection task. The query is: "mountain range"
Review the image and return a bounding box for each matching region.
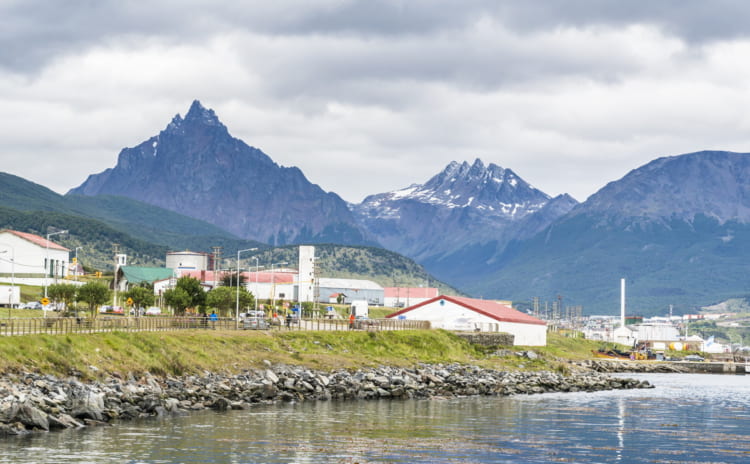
[69,101,578,282]
[470,151,750,314]
[6,101,750,316]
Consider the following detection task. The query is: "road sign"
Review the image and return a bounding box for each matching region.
[40,297,49,306]
[126,297,134,306]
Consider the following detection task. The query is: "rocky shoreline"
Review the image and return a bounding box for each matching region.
[1,362,653,436]
[575,359,691,373]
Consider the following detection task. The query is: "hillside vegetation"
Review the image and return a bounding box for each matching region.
[258,245,461,293]
[0,172,454,291]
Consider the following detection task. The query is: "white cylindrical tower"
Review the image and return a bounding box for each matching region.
[620,278,626,327]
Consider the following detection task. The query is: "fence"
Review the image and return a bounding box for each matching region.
[0,316,429,337]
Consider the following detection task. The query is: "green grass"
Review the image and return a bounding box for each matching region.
[0,328,603,380]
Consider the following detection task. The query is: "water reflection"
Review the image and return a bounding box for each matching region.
[2,374,750,463]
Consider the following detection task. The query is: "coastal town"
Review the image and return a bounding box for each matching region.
[2,228,748,366]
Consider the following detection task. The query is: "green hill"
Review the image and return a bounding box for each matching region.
[0,172,452,290]
[257,244,462,293]
[0,205,167,269]
[0,172,266,268]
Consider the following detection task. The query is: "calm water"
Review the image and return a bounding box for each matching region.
[3,373,750,463]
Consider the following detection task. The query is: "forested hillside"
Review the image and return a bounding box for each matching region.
[262,245,460,293]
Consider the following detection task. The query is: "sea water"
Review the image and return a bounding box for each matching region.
[2,373,749,463]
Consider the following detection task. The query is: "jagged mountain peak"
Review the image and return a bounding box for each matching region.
[351,158,576,270]
[357,158,552,216]
[68,101,368,246]
[184,99,221,126]
[163,100,227,137]
[403,158,550,213]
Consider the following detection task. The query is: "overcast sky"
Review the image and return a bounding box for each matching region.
[3,1,750,204]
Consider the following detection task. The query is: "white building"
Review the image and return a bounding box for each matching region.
[297,245,316,303]
[0,229,70,288]
[387,295,547,346]
[176,269,298,304]
[318,277,384,305]
[166,250,210,272]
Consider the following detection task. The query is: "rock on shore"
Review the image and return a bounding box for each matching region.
[0,363,652,436]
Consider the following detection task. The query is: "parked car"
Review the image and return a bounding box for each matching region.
[243,316,269,330]
[684,354,705,362]
[240,310,266,320]
[145,306,162,315]
[99,305,124,314]
[21,302,43,310]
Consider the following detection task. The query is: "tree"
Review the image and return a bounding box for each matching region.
[47,283,78,315]
[220,271,247,288]
[206,286,254,317]
[124,286,155,312]
[175,276,206,312]
[76,281,111,317]
[163,288,191,315]
[301,301,314,317]
[162,276,206,315]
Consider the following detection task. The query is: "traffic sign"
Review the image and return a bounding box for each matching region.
[126,297,134,306]
[40,297,49,306]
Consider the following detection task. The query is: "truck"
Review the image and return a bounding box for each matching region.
[0,285,20,307]
[350,300,369,318]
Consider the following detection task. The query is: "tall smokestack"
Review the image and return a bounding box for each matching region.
[620,278,626,327]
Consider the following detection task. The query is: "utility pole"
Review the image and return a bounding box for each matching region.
[212,246,223,289]
[112,243,120,308]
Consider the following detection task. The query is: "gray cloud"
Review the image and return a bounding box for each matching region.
[5,1,750,73]
[2,1,750,206]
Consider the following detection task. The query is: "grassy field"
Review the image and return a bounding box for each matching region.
[0,329,602,380]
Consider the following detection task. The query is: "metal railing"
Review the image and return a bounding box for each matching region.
[272,317,430,332]
[0,316,430,336]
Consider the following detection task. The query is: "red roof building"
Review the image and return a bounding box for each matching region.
[387,295,547,346]
[0,229,70,284]
[4,230,70,252]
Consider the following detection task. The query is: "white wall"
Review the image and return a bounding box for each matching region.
[244,281,295,303]
[298,245,316,302]
[0,232,69,284]
[398,300,547,346]
[166,252,208,271]
[0,285,20,305]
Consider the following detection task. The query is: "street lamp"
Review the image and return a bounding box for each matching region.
[253,257,262,311]
[0,246,14,308]
[270,261,288,310]
[44,229,68,299]
[74,247,83,281]
[236,248,257,329]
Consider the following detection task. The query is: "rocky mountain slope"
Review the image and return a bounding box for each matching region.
[351,159,577,283]
[69,101,368,246]
[467,151,750,315]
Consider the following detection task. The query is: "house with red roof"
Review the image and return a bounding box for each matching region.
[387,295,547,346]
[0,229,71,291]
